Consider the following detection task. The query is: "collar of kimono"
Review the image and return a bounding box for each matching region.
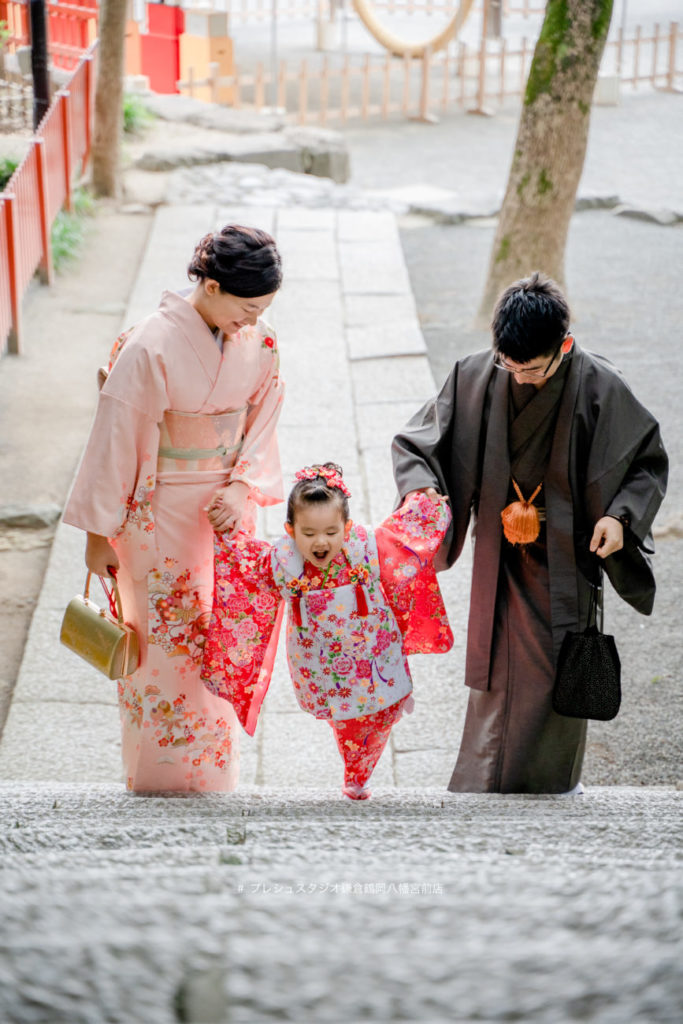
[273,527,369,588]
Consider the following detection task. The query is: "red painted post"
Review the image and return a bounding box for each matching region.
[60,89,73,211]
[82,53,93,172]
[4,193,22,355]
[35,137,53,285]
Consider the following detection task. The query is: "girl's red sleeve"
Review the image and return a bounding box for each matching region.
[375,493,454,655]
[201,533,284,736]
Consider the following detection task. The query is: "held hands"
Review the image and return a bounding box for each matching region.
[590,516,624,559]
[406,487,446,503]
[85,533,119,578]
[207,480,250,534]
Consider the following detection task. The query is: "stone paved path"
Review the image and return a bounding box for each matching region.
[1,783,681,1023]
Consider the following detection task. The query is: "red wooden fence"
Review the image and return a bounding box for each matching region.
[0,0,98,70]
[0,41,96,355]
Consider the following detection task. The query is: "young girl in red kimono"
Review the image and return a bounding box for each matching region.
[201,464,453,799]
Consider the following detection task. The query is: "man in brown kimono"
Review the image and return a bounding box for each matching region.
[392,272,668,794]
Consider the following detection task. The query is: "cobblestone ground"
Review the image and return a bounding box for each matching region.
[1,784,681,1023]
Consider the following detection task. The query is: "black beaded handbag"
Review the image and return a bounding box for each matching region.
[553,569,621,721]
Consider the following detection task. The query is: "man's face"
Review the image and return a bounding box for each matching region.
[494,336,573,389]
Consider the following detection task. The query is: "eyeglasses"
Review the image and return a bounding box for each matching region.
[494,339,565,379]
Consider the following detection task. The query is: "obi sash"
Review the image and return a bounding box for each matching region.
[271,527,412,721]
[157,407,247,473]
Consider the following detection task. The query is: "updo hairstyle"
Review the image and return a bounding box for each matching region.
[286,463,350,526]
[187,224,282,298]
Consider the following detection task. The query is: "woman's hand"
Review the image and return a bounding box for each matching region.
[85,533,119,578]
[207,480,250,533]
[590,516,624,559]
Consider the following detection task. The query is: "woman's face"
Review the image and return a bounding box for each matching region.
[195,279,277,336]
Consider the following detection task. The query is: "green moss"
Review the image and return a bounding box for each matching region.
[495,236,511,264]
[517,172,531,197]
[592,0,614,41]
[578,98,590,115]
[537,169,553,194]
[525,0,571,105]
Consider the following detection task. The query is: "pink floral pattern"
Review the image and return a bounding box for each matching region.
[148,567,210,665]
[202,492,453,733]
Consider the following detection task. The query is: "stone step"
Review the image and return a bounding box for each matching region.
[1,784,680,1023]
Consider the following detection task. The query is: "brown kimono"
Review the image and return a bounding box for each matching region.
[392,344,668,793]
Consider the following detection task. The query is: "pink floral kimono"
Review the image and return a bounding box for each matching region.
[63,291,284,793]
[201,494,453,788]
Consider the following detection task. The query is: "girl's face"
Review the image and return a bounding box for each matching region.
[285,502,349,569]
[191,279,277,337]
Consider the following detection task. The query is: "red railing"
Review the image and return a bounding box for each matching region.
[0,0,98,70]
[0,41,96,355]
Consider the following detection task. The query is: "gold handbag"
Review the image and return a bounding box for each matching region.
[60,573,140,679]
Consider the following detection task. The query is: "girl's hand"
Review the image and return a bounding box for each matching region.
[590,516,624,559]
[406,487,443,502]
[85,533,119,578]
[207,480,250,533]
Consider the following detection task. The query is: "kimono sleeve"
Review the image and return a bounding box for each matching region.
[62,332,167,544]
[375,492,454,655]
[201,532,284,736]
[229,328,285,507]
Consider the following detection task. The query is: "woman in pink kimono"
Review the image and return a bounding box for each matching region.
[63,225,284,793]
[201,464,453,799]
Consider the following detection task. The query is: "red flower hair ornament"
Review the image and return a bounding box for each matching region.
[294,465,351,498]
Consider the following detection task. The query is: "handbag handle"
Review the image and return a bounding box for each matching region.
[586,558,604,630]
[83,572,124,624]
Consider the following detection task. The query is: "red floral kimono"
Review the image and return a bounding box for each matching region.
[201,493,453,792]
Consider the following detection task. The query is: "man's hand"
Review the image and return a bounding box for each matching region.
[590,516,624,559]
[406,487,443,502]
[207,480,250,533]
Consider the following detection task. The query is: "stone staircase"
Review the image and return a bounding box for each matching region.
[1,782,680,1023]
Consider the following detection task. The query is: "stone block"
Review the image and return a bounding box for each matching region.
[351,356,436,405]
[337,209,400,243]
[355,400,428,451]
[283,127,350,184]
[347,320,426,361]
[125,204,216,325]
[394,747,455,789]
[339,240,411,295]
[344,292,418,327]
[277,208,337,231]
[0,503,61,529]
[0,701,122,782]
[276,229,339,281]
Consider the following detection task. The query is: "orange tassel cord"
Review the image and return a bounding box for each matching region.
[501,479,543,545]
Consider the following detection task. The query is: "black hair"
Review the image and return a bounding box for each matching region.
[286,463,350,525]
[491,271,570,363]
[187,224,282,298]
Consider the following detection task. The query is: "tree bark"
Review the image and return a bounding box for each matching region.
[477,0,613,324]
[91,0,128,198]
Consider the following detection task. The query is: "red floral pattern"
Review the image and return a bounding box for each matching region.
[201,493,452,733]
[148,567,210,665]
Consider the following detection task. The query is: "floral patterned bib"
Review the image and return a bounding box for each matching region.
[271,527,412,721]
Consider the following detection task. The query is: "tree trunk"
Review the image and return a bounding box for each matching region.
[477,0,613,324]
[91,0,128,198]
[29,0,50,130]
